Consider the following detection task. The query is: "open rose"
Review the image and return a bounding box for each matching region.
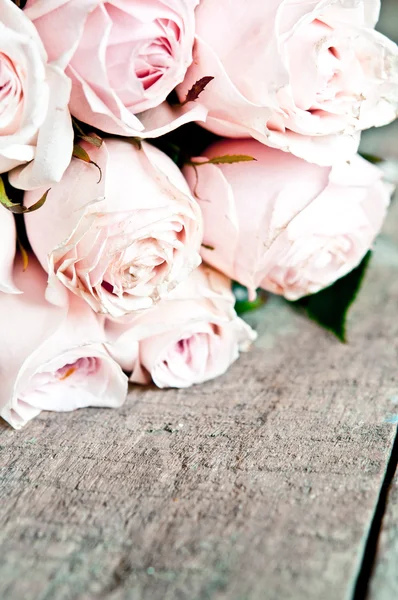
[0,257,128,429]
[24,139,202,318]
[184,139,391,300]
[0,207,19,294]
[0,0,73,190]
[106,265,256,388]
[177,0,398,165]
[25,0,206,137]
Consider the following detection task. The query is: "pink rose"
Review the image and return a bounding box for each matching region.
[24,139,202,318]
[183,139,390,301]
[25,0,207,137]
[0,0,73,190]
[177,0,398,165]
[106,265,256,388]
[0,257,128,429]
[0,207,19,294]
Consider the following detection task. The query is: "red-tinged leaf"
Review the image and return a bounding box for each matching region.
[181,76,214,105]
[73,144,102,183]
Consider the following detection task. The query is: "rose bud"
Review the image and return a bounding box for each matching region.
[24,0,206,137]
[0,0,73,190]
[106,265,257,389]
[177,0,398,166]
[0,257,128,430]
[0,208,19,294]
[24,139,202,318]
[183,139,391,301]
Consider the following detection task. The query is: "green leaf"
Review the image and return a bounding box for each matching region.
[207,155,257,165]
[0,176,19,212]
[72,118,85,136]
[73,144,102,182]
[25,189,50,214]
[160,142,182,165]
[73,144,92,162]
[17,235,29,271]
[126,137,143,150]
[359,153,383,165]
[233,283,268,315]
[79,134,103,148]
[189,155,257,166]
[0,176,49,214]
[181,76,214,106]
[148,122,219,168]
[293,251,372,342]
[186,154,256,198]
[72,118,103,148]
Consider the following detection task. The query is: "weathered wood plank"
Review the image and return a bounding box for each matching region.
[1,199,398,600]
[369,468,398,599]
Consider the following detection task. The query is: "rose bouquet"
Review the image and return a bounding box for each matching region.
[0,0,396,429]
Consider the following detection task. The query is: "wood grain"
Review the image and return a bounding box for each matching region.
[369,475,398,600]
[1,202,398,599]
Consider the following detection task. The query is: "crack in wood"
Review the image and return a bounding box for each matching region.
[352,426,398,600]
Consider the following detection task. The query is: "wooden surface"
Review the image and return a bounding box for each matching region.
[1,198,398,599]
[1,2,398,590]
[370,477,398,600]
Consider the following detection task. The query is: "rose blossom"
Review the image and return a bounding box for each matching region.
[0,0,73,190]
[0,257,128,430]
[183,139,391,301]
[24,0,206,137]
[24,138,202,318]
[0,207,19,294]
[106,265,256,388]
[177,0,398,166]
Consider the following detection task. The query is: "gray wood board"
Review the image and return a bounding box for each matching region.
[369,471,398,599]
[1,206,398,600]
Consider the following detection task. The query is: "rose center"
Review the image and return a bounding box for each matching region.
[163,332,211,376]
[100,228,185,299]
[135,30,175,90]
[56,357,100,381]
[101,253,167,298]
[0,53,24,134]
[285,17,365,124]
[105,8,178,84]
[18,357,101,410]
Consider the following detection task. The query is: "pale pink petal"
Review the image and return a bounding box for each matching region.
[9,64,73,190]
[0,208,20,294]
[24,139,202,318]
[24,0,99,68]
[177,0,398,165]
[183,139,391,300]
[26,0,201,137]
[0,257,128,429]
[105,265,256,388]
